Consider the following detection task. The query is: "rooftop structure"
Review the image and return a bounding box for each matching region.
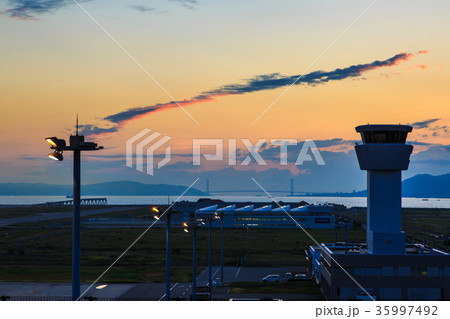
[190,203,335,229]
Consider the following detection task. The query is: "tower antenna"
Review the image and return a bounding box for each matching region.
[76,114,79,136]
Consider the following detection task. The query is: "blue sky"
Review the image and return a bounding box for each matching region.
[1,0,450,192]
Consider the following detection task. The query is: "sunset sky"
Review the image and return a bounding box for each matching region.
[1,0,450,193]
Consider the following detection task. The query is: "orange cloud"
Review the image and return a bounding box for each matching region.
[82,51,428,136]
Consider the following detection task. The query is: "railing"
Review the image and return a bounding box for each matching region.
[0,295,159,301]
[0,295,305,301]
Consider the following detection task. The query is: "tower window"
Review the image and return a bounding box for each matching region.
[362,131,407,143]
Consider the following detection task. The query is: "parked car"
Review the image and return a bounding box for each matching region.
[293,273,312,281]
[262,274,280,282]
[285,272,293,281]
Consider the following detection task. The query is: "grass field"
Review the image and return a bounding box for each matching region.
[339,208,450,251]
[0,205,448,284]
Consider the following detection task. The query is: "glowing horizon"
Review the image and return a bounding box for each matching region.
[1,0,449,190]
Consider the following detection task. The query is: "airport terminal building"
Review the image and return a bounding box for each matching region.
[173,201,335,229]
[313,242,450,300]
[206,204,334,229]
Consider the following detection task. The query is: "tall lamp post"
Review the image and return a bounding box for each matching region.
[183,220,200,300]
[219,212,224,285]
[216,205,235,285]
[208,217,212,288]
[45,126,103,300]
[192,206,220,300]
[198,214,219,289]
[153,207,171,301]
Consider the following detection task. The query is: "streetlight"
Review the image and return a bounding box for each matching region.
[152,207,160,219]
[217,212,224,285]
[216,205,235,285]
[153,206,171,301]
[197,214,218,289]
[207,216,213,289]
[48,151,64,161]
[183,220,199,300]
[191,205,221,300]
[45,121,103,301]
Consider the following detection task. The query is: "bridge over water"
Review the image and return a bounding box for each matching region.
[40,198,108,206]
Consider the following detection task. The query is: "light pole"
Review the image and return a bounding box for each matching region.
[45,125,103,301]
[194,208,221,295]
[166,212,171,301]
[245,226,249,264]
[215,205,234,285]
[183,220,199,300]
[204,214,220,289]
[153,207,171,301]
[208,218,212,288]
[219,212,224,285]
[192,224,197,301]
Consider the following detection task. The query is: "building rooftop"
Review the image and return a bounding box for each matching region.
[194,203,333,214]
[355,124,413,132]
[322,243,448,256]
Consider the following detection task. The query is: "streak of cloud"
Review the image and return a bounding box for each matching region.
[410,118,440,129]
[82,51,428,136]
[406,64,429,70]
[0,0,77,20]
[169,0,199,10]
[127,5,156,13]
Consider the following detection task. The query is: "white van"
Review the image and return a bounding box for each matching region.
[262,274,280,282]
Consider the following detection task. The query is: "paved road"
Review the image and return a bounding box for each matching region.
[0,282,134,300]
[197,266,308,284]
[0,206,138,228]
[115,282,193,300]
[0,266,312,301]
[114,283,165,300]
[120,266,309,300]
[218,293,318,301]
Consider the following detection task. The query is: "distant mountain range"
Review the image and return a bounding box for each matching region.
[1,174,450,198]
[0,181,207,196]
[401,173,450,198]
[312,173,450,198]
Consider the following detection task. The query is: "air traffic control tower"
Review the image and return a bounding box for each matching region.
[309,124,449,301]
[355,124,413,255]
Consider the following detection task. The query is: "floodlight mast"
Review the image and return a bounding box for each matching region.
[182,219,200,300]
[45,120,103,300]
